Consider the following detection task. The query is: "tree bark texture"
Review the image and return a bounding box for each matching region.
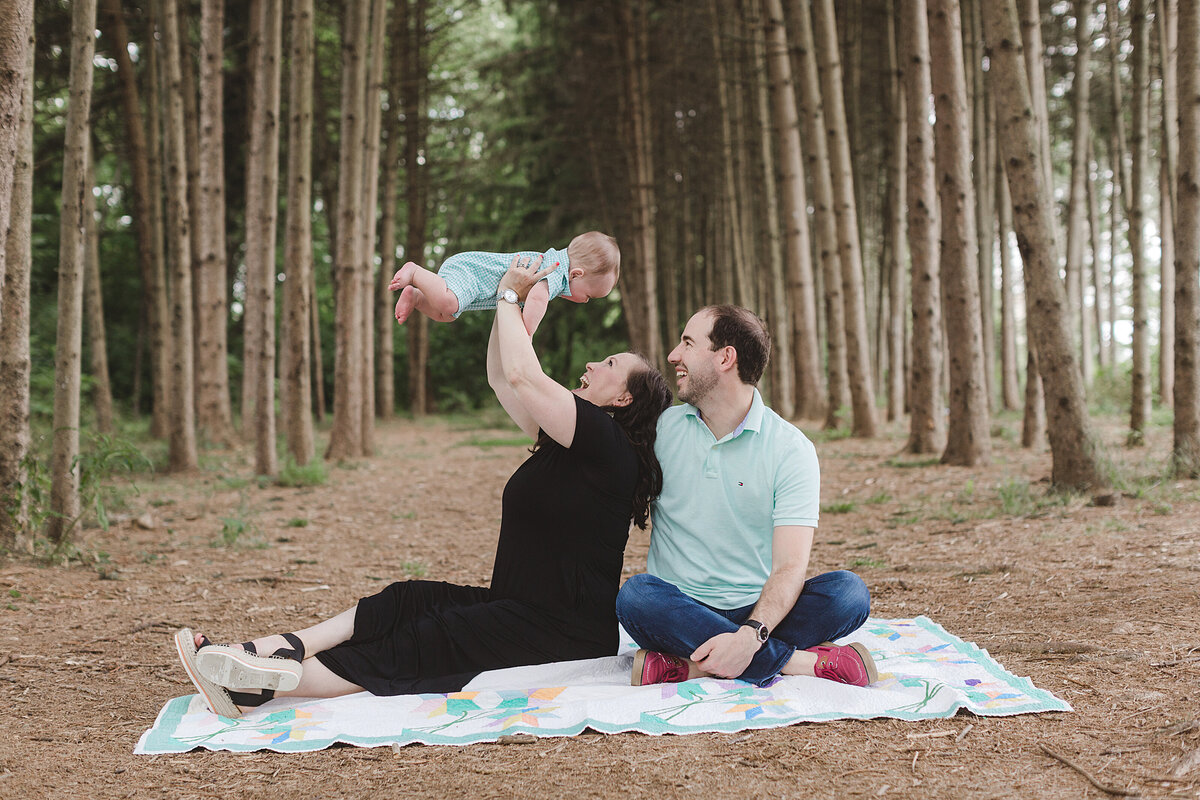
[1064,0,1093,387]
[784,0,846,428]
[900,0,944,453]
[49,0,97,543]
[984,0,1110,491]
[885,0,907,423]
[403,0,430,415]
[997,147,1022,412]
[929,0,991,467]
[764,0,821,419]
[282,0,315,466]
[195,0,234,445]
[145,0,171,440]
[375,0,405,421]
[1159,0,1179,406]
[1173,0,1200,475]
[1128,0,1151,438]
[0,0,33,312]
[812,0,876,437]
[967,0,995,410]
[328,0,368,455]
[0,29,33,551]
[84,144,114,435]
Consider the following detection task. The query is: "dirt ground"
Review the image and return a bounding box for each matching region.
[1,410,1198,799]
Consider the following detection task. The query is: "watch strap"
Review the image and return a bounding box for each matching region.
[741,618,769,644]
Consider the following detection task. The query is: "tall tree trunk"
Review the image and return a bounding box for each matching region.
[997,146,1022,411]
[812,0,876,437]
[49,0,97,543]
[328,0,368,454]
[309,263,325,422]
[376,0,405,421]
[358,0,387,454]
[195,0,234,445]
[615,0,662,367]
[1064,0,1094,389]
[710,0,752,310]
[0,25,33,551]
[1128,0,1151,440]
[402,0,431,415]
[785,0,847,428]
[1160,0,1179,406]
[1107,2,1133,209]
[1087,137,1108,371]
[930,0,991,467]
[967,0,996,410]
[177,4,202,397]
[282,0,315,466]
[162,0,198,472]
[900,0,945,453]
[984,0,1110,491]
[754,3,793,418]
[0,0,33,308]
[84,142,115,434]
[764,0,821,419]
[243,0,282,475]
[146,0,171,440]
[1174,0,1200,475]
[885,0,907,422]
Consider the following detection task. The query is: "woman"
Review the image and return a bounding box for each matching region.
[175,256,673,717]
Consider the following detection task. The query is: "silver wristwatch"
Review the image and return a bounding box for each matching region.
[498,288,519,305]
[741,619,769,644]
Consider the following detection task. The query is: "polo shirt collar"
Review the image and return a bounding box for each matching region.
[681,388,765,441]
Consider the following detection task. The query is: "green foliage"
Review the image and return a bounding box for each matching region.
[885,457,941,469]
[275,458,328,488]
[848,557,887,569]
[286,518,310,528]
[400,560,428,578]
[996,478,1073,517]
[820,501,857,514]
[456,435,533,449]
[864,491,892,505]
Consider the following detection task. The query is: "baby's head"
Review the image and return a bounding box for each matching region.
[563,232,620,303]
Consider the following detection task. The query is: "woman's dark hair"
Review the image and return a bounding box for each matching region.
[606,355,673,530]
[531,355,672,529]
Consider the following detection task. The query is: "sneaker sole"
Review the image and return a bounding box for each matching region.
[174,628,241,718]
[631,649,650,686]
[845,641,879,685]
[195,644,302,692]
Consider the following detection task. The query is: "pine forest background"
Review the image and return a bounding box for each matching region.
[2,0,1200,552]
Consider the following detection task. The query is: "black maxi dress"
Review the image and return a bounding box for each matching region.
[314,396,637,694]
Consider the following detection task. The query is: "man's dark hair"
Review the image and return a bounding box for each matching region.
[703,305,771,385]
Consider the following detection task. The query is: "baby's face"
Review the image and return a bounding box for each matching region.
[565,272,617,303]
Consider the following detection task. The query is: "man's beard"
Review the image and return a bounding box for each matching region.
[678,368,717,405]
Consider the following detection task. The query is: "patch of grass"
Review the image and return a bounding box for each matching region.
[392,510,417,520]
[276,458,328,488]
[456,435,533,449]
[285,518,310,528]
[401,560,428,578]
[1153,502,1173,516]
[809,425,853,443]
[864,491,892,505]
[218,515,253,547]
[848,557,887,569]
[1104,518,1131,533]
[821,501,857,514]
[884,456,941,469]
[997,478,1035,516]
[220,476,250,491]
[149,498,176,508]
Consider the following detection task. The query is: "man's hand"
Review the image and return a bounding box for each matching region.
[690,627,761,679]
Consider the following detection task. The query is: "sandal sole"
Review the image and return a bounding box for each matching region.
[195,644,303,692]
[174,628,241,718]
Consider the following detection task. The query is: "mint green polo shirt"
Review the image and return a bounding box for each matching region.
[646,389,820,609]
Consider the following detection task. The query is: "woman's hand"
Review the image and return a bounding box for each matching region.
[499,254,556,303]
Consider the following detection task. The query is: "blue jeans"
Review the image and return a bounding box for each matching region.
[615,571,871,686]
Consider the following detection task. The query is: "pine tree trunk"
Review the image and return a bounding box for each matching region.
[161,0,198,472]
[0,24,33,551]
[1087,137,1107,371]
[1019,0,1054,192]
[885,0,907,423]
[900,0,945,453]
[327,0,368,455]
[754,2,793,418]
[1064,0,1094,389]
[145,0,171,440]
[764,0,821,419]
[1129,0,1151,440]
[375,2,404,421]
[710,1,750,310]
[0,0,33,308]
[997,148,1022,411]
[282,0,315,466]
[785,0,848,429]
[243,0,281,475]
[195,0,234,445]
[929,0,991,467]
[84,144,114,435]
[358,0,387,455]
[309,262,325,422]
[1160,0,1179,407]
[967,0,996,410]
[403,0,431,415]
[812,0,876,437]
[49,0,97,543]
[177,5,202,395]
[984,0,1110,491]
[1173,0,1200,475]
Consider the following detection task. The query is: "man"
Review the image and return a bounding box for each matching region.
[616,305,876,687]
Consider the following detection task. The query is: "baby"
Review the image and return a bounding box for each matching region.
[389,231,620,334]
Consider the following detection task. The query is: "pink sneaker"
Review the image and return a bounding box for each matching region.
[631,649,690,686]
[805,642,878,687]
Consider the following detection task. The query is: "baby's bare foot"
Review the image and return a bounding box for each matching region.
[388,261,419,292]
[395,286,422,323]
